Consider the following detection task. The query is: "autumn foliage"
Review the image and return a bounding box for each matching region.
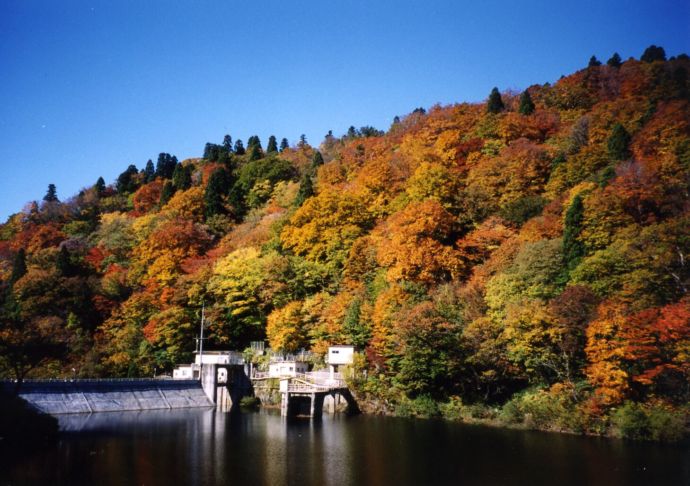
[1,50,689,438]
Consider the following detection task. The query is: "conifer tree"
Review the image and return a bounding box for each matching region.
[641,45,666,63]
[10,248,26,284]
[563,194,585,271]
[312,150,324,168]
[223,134,233,152]
[143,159,155,182]
[116,165,139,194]
[159,181,175,206]
[56,245,73,277]
[607,52,622,68]
[588,55,602,67]
[172,163,192,190]
[518,90,535,115]
[204,168,230,218]
[299,134,307,147]
[43,184,58,202]
[248,144,262,161]
[487,87,504,114]
[234,140,245,155]
[295,172,314,207]
[94,177,106,195]
[155,153,177,179]
[267,135,278,153]
[607,123,631,160]
[247,135,262,152]
[280,138,289,152]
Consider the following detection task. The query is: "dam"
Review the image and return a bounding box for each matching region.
[3,379,213,414]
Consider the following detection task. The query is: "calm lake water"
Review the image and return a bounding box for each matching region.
[2,408,689,485]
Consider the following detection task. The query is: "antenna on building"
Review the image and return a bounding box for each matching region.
[195,303,207,381]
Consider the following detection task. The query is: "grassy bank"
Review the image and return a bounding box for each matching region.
[351,385,689,443]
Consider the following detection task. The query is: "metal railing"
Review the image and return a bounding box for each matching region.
[266,350,316,363]
[290,373,346,391]
[1,377,178,383]
[250,370,344,385]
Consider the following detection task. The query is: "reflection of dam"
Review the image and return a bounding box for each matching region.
[4,379,212,414]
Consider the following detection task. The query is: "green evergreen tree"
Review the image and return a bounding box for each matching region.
[223,134,233,152]
[56,245,73,277]
[359,126,383,137]
[641,45,666,63]
[234,140,245,155]
[43,184,58,202]
[607,52,622,68]
[94,177,106,195]
[280,138,289,152]
[299,134,307,147]
[248,144,262,161]
[247,135,262,152]
[172,163,192,190]
[563,194,585,271]
[487,87,504,114]
[266,135,278,153]
[116,164,139,194]
[342,298,370,348]
[159,181,175,206]
[588,55,602,67]
[518,90,535,115]
[312,150,324,168]
[294,172,314,207]
[204,168,230,218]
[156,153,177,179]
[10,248,26,284]
[143,159,155,182]
[203,143,216,159]
[607,122,632,160]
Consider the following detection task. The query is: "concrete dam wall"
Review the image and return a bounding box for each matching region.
[5,379,213,415]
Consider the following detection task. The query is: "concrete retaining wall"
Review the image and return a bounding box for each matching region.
[3,380,213,415]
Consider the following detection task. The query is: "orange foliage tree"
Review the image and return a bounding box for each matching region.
[375,200,463,284]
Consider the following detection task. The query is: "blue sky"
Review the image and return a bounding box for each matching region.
[1,0,688,220]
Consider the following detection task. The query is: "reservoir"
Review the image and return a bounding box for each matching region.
[2,409,688,485]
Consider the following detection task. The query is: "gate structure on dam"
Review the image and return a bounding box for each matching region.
[200,363,253,412]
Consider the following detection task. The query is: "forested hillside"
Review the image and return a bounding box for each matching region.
[2,47,689,439]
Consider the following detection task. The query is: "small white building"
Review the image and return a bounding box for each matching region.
[268,360,309,378]
[194,350,244,365]
[327,345,355,366]
[173,365,194,379]
[326,345,355,377]
[173,350,245,380]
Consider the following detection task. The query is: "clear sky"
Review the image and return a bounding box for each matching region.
[1,0,688,220]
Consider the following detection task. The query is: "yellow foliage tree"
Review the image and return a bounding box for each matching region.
[281,189,374,267]
[266,301,308,353]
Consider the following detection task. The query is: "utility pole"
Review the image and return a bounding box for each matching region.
[196,303,206,382]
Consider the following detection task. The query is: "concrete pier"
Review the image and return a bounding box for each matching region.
[276,376,358,418]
